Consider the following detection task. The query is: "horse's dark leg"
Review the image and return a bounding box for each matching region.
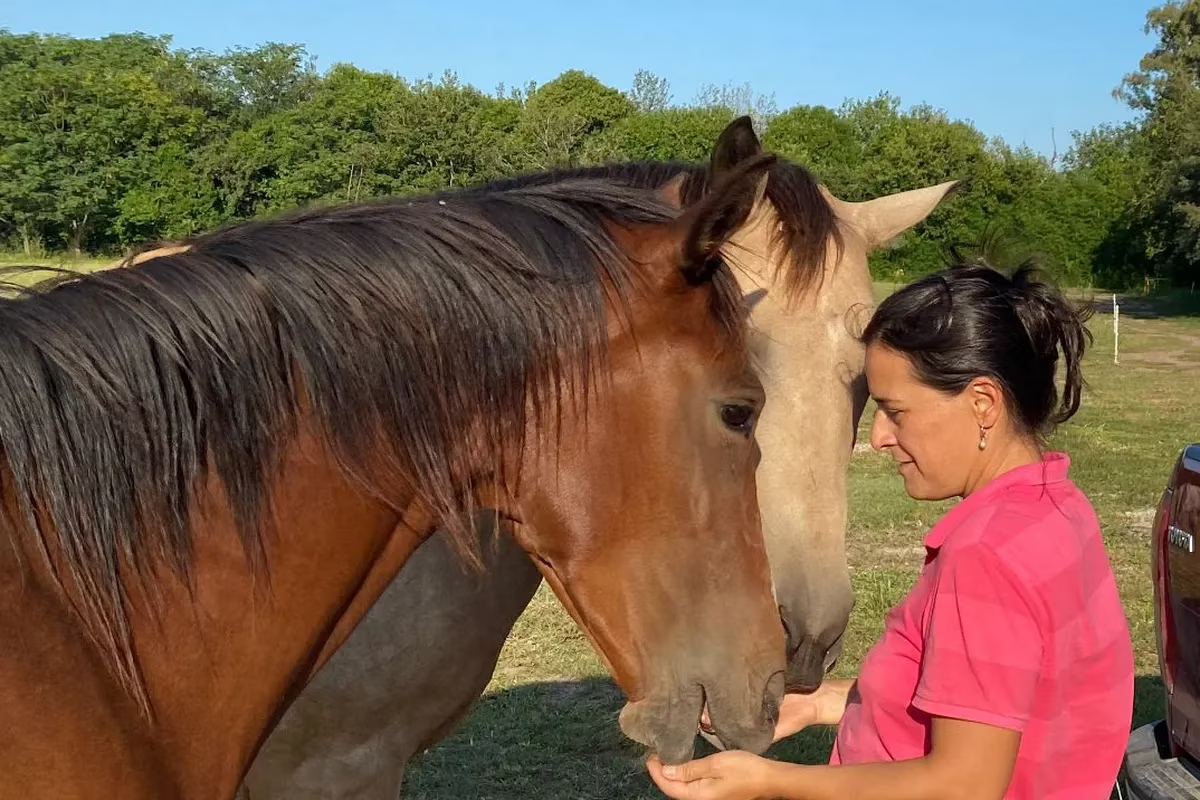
[240,514,541,799]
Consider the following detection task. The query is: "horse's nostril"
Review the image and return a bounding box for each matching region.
[778,605,802,657]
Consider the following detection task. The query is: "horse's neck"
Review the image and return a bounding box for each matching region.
[2,426,433,798]
[153,436,414,793]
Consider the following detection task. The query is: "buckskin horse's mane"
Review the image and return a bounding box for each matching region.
[0,177,748,711]
[464,157,845,302]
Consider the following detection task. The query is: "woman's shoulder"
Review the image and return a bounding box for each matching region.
[954,454,1096,537]
[944,475,1102,586]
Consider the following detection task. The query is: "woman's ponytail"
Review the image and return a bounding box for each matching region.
[1008,261,1094,425]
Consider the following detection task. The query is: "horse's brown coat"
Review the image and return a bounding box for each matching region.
[0,159,787,798]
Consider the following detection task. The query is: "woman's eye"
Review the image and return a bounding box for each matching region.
[877,404,901,421]
[720,403,756,435]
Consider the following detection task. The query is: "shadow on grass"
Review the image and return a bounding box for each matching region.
[402,676,836,800]
[404,674,1168,800]
[1133,673,1166,729]
[401,677,650,800]
[1088,291,1200,320]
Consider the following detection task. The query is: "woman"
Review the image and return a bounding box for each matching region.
[648,260,1135,800]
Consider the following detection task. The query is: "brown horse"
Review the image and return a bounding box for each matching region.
[239,118,960,798]
[0,155,788,799]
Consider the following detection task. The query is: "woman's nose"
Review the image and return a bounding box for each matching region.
[870,410,895,451]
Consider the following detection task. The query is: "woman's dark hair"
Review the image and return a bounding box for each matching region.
[861,256,1094,440]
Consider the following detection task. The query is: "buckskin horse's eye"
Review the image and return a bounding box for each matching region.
[720,403,756,436]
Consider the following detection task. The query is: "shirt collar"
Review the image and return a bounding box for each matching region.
[923,451,1071,551]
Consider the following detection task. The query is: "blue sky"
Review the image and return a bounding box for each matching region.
[6,0,1153,157]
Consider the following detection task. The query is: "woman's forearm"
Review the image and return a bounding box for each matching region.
[761,758,966,800]
[760,714,1018,800]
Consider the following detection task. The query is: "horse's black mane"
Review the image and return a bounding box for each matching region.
[0,176,747,710]
[462,157,845,302]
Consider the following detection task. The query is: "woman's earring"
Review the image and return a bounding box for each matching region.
[978,425,988,451]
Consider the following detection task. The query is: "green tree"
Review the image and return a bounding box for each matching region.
[1116,0,1200,286]
[386,71,523,191]
[592,107,737,163]
[691,80,778,131]
[215,63,407,216]
[0,25,1167,288]
[509,70,635,169]
[628,69,672,113]
[0,31,223,253]
[195,42,319,124]
[761,105,861,195]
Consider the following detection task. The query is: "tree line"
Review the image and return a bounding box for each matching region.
[1,0,1197,289]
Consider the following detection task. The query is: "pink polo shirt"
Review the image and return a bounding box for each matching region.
[830,452,1134,798]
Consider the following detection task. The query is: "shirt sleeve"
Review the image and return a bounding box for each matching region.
[911,543,1045,732]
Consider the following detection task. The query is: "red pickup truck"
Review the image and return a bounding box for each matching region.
[1121,443,1200,799]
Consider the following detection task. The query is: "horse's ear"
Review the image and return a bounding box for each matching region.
[708,115,763,184]
[742,288,768,317]
[824,180,961,250]
[672,151,776,284]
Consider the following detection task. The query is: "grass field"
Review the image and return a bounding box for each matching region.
[5,252,1198,797]
[401,286,1200,800]
[0,252,113,277]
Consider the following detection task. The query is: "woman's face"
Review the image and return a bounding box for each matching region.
[864,342,985,501]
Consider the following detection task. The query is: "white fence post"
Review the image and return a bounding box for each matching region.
[1113,293,1119,366]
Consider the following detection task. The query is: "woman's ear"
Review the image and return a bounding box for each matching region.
[968,376,1005,429]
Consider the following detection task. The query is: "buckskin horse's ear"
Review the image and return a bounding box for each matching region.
[824,180,961,250]
[708,115,763,184]
[742,288,768,317]
[674,151,776,284]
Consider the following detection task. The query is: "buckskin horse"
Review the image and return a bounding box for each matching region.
[238,118,960,798]
[0,153,789,799]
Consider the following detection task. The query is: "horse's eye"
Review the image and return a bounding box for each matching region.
[720,403,756,435]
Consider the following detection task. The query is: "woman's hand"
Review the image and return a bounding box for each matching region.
[774,679,855,741]
[646,752,779,800]
[773,692,821,741]
[700,681,853,746]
